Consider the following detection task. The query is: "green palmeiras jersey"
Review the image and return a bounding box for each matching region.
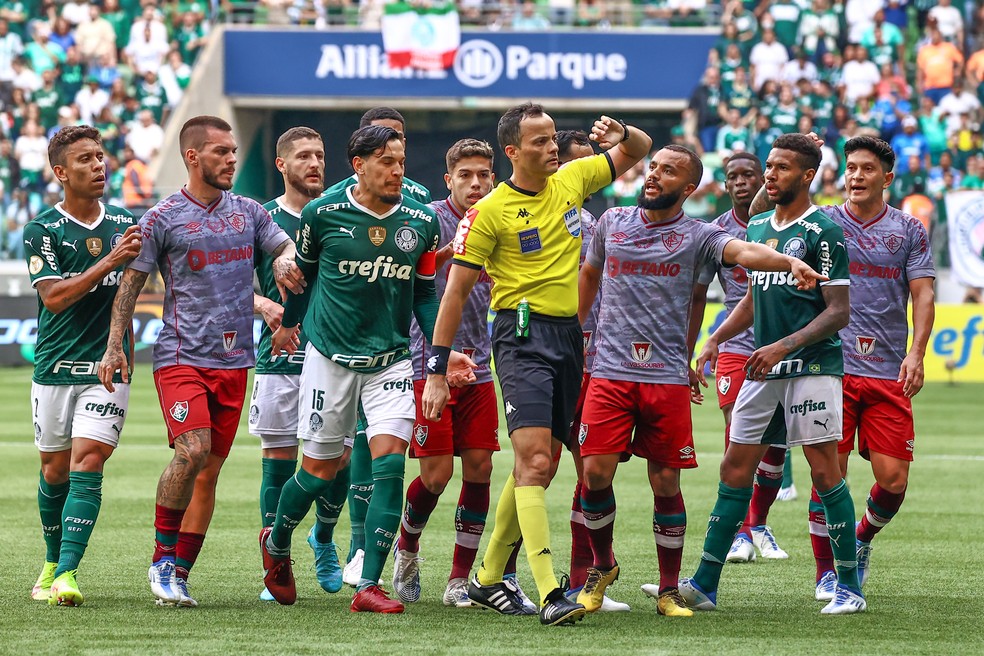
[745,206,850,379]
[24,203,136,385]
[284,186,441,373]
[255,198,309,375]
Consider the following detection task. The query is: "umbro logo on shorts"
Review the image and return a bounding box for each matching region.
[679,446,694,459]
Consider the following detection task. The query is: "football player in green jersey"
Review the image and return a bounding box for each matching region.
[683,133,864,615]
[251,126,351,600]
[24,125,142,606]
[260,125,474,613]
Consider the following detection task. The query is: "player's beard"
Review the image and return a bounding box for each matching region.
[380,193,402,205]
[772,183,801,207]
[202,166,233,191]
[287,170,322,199]
[637,188,682,210]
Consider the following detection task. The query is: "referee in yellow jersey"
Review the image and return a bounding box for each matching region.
[422,103,652,626]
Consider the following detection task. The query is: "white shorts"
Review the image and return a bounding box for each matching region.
[298,345,415,460]
[730,375,843,448]
[248,373,300,449]
[31,382,130,452]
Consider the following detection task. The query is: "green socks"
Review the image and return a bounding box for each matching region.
[818,479,861,592]
[693,482,753,594]
[347,431,372,560]
[38,472,70,563]
[269,467,333,555]
[54,471,102,577]
[315,464,350,544]
[260,457,297,527]
[358,453,404,590]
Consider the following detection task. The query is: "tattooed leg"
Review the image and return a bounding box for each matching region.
[157,428,211,510]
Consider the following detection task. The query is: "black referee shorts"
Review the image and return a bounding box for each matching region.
[491,310,583,446]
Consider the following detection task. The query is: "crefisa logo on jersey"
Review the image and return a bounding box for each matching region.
[783,237,806,259]
[631,342,653,363]
[395,226,418,252]
[414,425,428,446]
[855,336,876,355]
[223,331,237,351]
[662,231,684,253]
[170,401,189,423]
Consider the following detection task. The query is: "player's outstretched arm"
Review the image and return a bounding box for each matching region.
[422,263,481,420]
[590,116,653,178]
[688,283,710,403]
[723,240,828,290]
[900,277,935,397]
[35,224,142,315]
[98,267,149,392]
[745,284,849,382]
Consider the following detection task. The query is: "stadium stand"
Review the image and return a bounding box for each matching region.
[1,0,983,276]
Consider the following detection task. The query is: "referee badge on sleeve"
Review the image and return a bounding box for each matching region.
[564,207,581,237]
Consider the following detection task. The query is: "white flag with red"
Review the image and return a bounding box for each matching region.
[381,1,460,71]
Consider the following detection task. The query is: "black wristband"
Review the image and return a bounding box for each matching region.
[427,345,452,375]
[617,119,630,143]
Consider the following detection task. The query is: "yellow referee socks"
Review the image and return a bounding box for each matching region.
[477,473,521,586]
[514,485,559,605]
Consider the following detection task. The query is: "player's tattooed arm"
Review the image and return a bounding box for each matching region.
[158,428,210,507]
[254,293,283,332]
[900,277,935,397]
[748,184,775,218]
[272,238,305,298]
[745,284,849,382]
[98,268,149,391]
[36,225,142,314]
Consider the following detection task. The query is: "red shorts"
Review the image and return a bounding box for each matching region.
[153,365,248,459]
[578,378,697,468]
[561,372,593,461]
[840,374,914,462]
[714,352,749,409]
[409,380,500,458]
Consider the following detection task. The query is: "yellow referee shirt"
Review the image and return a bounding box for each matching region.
[451,153,614,317]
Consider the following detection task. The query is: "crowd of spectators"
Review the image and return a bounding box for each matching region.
[654,0,984,290]
[0,0,208,260]
[5,0,984,273]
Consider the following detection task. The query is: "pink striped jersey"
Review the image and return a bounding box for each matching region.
[700,209,755,356]
[819,203,935,380]
[410,197,493,384]
[129,188,289,371]
[585,206,734,384]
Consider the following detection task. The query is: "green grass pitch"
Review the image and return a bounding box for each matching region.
[1,365,982,655]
